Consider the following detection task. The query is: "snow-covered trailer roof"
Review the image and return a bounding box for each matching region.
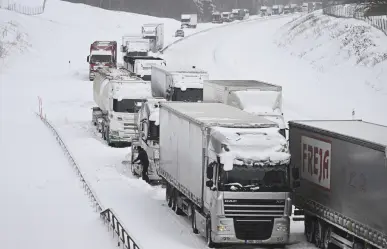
[204,80,282,91]
[152,65,207,75]
[160,102,278,128]
[289,120,387,150]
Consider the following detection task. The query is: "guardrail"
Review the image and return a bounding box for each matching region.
[35,99,141,249]
[160,14,294,53]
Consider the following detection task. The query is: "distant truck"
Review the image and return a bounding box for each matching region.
[159,102,292,248]
[123,55,165,81]
[120,35,150,57]
[272,5,280,15]
[289,120,387,249]
[260,6,272,16]
[231,9,239,20]
[92,68,152,146]
[181,14,197,28]
[203,80,287,138]
[244,9,250,18]
[302,2,309,12]
[87,41,117,81]
[236,9,246,20]
[129,97,167,182]
[151,65,209,102]
[221,12,231,22]
[212,11,222,23]
[141,23,164,52]
[284,5,291,14]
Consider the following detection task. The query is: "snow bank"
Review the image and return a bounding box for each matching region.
[213,127,290,171]
[0,17,31,68]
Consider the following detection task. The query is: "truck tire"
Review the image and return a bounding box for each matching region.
[323,225,332,249]
[305,215,316,243]
[172,191,183,215]
[166,184,172,207]
[315,220,325,248]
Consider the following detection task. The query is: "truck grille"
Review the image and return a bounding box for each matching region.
[234,217,274,240]
[224,199,285,218]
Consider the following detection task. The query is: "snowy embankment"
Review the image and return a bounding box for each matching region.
[163,11,387,125]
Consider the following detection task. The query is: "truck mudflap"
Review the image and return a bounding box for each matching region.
[211,217,290,245]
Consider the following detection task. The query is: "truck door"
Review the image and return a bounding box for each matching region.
[204,150,219,209]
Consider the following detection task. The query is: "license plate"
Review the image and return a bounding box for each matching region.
[246,240,262,243]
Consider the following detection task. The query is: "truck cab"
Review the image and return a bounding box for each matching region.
[181,14,197,29]
[130,98,166,182]
[87,41,117,81]
[212,12,222,23]
[221,12,231,22]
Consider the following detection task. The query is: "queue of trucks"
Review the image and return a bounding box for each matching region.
[86,20,387,249]
[212,9,249,23]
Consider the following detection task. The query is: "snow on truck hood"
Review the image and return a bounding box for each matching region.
[211,127,290,171]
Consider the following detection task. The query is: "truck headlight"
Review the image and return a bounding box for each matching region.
[276,224,288,232]
[217,225,230,232]
[154,150,160,159]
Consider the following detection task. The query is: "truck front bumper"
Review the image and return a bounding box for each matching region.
[212,217,290,245]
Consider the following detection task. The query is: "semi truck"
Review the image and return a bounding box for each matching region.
[289,120,387,249]
[141,23,164,52]
[181,14,197,28]
[129,97,167,182]
[221,12,231,22]
[123,55,165,81]
[260,6,272,16]
[203,80,287,138]
[151,65,209,102]
[212,12,222,23]
[231,9,239,20]
[159,102,292,248]
[120,36,150,57]
[87,41,117,81]
[92,68,153,146]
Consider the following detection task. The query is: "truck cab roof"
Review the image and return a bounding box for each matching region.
[289,120,387,148]
[161,102,278,128]
[152,65,207,74]
[204,80,282,91]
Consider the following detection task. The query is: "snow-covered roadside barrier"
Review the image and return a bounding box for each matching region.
[34,110,142,249]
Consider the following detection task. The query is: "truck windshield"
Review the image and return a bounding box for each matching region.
[113,99,143,113]
[90,55,112,63]
[172,88,203,102]
[219,165,290,192]
[148,120,159,141]
[181,19,190,22]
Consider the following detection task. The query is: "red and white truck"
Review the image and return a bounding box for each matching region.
[86,41,117,81]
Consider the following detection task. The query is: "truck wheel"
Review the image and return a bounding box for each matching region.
[191,206,199,234]
[305,215,316,243]
[206,221,216,248]
[166,184,172,207]
[323,225,332,249]
[315,221,325,248]
[173,194,183,215]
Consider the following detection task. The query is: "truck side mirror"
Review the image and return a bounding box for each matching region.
[87,56,89,63]
[206,164,214,179]
[206,180,214,188]
[292,167,300,180]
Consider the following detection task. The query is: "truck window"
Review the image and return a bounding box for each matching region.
[148,120,159,141]
[172,88,203,102]
[219,165,290,192]
[90,55,112,63]
[113,99,143,113]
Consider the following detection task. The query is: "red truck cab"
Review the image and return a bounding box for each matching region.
[87,41,117,81]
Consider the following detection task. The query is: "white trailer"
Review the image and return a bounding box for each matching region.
[141,23,164,52]
[92,68,153,146]
[181,14,197,28]
[151,65,209,102]
[203,80,287,138]
[120,35,150,56]
[128,97,167,182]
[159,102,292,248]
[123,55,166,81]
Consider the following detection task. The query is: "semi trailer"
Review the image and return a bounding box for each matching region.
[159,102,292,248]
[92,68,152,146]
[151,65,209,102]
[141,23,164,52]
[203,80,287,138]
[123,55,165,81]
[289,120,387,249]
[120,36,150,57]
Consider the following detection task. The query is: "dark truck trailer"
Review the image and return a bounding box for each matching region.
[289,120,387,249]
